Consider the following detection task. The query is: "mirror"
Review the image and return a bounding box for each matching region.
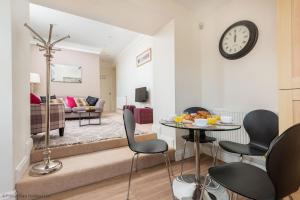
[51,64,82,83]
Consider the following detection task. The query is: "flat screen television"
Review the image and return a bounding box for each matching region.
[135,87,148,102]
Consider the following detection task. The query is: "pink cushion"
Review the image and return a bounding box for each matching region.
[30,93,41,104]
[66,96,77,108]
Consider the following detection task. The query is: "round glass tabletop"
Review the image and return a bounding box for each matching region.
[160,120,241,132]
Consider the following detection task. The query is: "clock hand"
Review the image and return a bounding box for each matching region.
[234,33,237,43]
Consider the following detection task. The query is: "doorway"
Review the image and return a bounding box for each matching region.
[100,66,116,113]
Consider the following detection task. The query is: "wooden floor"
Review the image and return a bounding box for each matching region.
[42,155,299,200]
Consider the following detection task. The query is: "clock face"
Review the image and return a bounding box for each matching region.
[222,25,250,55]
[219,20,258,60]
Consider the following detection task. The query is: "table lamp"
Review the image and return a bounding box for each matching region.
[30,72,40,93]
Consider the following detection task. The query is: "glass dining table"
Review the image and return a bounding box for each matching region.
[160,120,241,200]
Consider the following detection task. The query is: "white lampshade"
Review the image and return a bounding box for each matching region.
[30,73,40,83]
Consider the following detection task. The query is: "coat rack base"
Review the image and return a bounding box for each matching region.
[30,160,63,176]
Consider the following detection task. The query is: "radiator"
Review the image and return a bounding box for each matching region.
[207,109,250,144]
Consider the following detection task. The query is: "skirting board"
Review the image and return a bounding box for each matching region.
[0,190,16,200]
[15,138,33,182]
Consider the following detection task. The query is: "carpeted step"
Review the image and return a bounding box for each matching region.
[30,133,157,163]
[16,146,175,200]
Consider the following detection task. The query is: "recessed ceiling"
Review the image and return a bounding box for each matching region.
[175,0,230,18]
[29,3,141,56]
[30,0,191,35]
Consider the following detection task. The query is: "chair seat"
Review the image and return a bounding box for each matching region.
[209,162,276,200]
[182,134,216,143]
[131,139,168,154]
[219,141,267,156]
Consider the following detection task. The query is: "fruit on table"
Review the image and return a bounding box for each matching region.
[183,111,211,121]
[174,116,183,123]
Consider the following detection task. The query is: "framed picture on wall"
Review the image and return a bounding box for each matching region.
[136,48,152,67]
[51,64,82,83]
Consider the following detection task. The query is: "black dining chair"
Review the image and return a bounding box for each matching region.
[123,109,174,200]
[201,123,300,200]
[180,107,217,176]
[215,109,278,164]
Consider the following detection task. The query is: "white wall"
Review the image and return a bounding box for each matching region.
[31,46,100,97]
[0,0,15,197]
[198,0,278,112]
[12,0,32,183]
[0,0,31,198]
[174,12,202,114]
[152,21,177,147]
[116,35,153,108]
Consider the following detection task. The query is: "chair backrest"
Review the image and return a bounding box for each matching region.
[243,110,278,151]
[123,109,136,149]
[266,123,300,199]
[183,107,210,114]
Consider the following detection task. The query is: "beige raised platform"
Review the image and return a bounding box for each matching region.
[30,133,157,163]
[17,133,175,199]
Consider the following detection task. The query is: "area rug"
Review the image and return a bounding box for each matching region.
[32,118,144,150]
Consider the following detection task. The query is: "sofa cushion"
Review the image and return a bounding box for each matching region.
[51,98,65,104]
[30,93,41,104]
[72,107,86,112]
[86,96,99,106]
[64,107,72,113]
[40,95,56,103]
[75,98,89,107]
[66,96,77,108]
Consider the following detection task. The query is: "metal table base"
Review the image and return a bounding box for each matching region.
[173,130,229,200]
[173,175,229,200]
[79,111,101,127]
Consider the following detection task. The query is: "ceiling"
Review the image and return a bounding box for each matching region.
[29,3,141,56]
[30,0,192,35]
[175,0,230,17]
[29,1,212,56]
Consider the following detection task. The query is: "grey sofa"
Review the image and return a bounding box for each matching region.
[57,96,105,120]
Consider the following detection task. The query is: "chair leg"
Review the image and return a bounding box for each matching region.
[234,193,238,200]
[127,153,137,200]
[213,145,220,166]
[210,142,215,163]
[163,153,175,200]
[180,140,187,176]
[200,174,210,200]
[135,154,139,173]
[240,154,243,162]
[166,152,174,177]
[230,191,234,200]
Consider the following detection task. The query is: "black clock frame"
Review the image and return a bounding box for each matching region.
[219,20,259,60]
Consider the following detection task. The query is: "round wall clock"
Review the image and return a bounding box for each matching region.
[219,20,258,60]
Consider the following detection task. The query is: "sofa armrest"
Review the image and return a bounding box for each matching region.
[95,99,105,112]
[31,103,65,135]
